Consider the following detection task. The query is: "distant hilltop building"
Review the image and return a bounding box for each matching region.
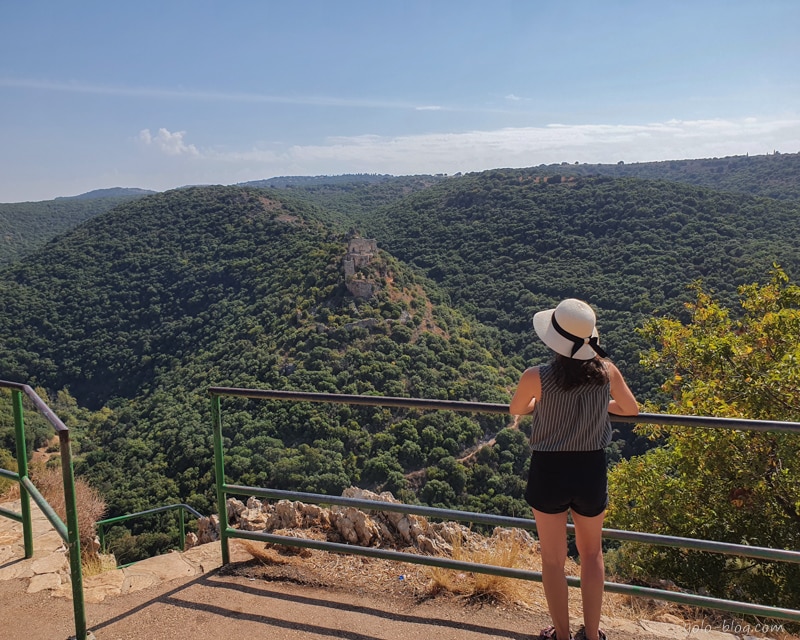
[343,237,377,277]
[344,237,378,298]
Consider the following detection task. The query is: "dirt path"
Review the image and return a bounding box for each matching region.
[3,554,796,640]
[0,562,697,640]
[1,499,795,640]
[1,567,549,640]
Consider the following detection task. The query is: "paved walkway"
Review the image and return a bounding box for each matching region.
[0,499,250,604]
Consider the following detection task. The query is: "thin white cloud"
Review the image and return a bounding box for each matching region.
[126,116,800,198]
[0,76,447,112]
[139,128,199,157]
[193,116,800,177]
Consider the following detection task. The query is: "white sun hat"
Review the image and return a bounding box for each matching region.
[532,298,607,360]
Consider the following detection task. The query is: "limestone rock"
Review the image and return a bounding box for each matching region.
[27,572,61,593]
[238,505,268,531]
[222,488,536,561]
[196,514,219,544]
[331,506,381,546]
[184,531,198,550]
[227,498,246,520]
[31,551,68,574]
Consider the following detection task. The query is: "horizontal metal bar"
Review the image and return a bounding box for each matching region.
[0,506,23,523]
[208,387,510,415]
[97,503,204,528]
[208,387,800,434]
[600,525,800,564]
[225,485,800,565]
[610,412,800,434]
[20,476,68,541]
[605,580,800,624]
[0,467,19,481]
[231,527,539,576]
[229,529,800,623]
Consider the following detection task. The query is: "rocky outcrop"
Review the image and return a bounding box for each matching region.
[190,487,532,556]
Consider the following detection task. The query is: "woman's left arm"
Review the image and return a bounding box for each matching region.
[607,361,639,416]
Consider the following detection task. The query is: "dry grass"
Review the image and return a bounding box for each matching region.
[241,540,292,566]
[424,529,549,607]
[0,478,20,502]
[82,552,119,577]
[0,460,107,571]
[29,463,107,561]
[0,452,20,500]
[420,528,689,626]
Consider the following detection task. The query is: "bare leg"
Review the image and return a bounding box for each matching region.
[572,510,606,640]
[533,509,570,640]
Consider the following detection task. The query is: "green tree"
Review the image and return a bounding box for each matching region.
[607,267,800,608]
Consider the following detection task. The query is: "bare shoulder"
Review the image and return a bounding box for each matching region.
[604,360,624,378]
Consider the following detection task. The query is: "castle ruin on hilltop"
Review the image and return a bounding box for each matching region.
[344,236,378,298]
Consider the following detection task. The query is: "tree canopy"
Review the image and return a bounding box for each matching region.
[607,268,800,608]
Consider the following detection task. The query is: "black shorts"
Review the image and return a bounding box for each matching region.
[524,449,608,517]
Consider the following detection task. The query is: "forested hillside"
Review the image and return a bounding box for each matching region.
[0,169,798,602]
[1,172,797,516]
[532,151,800,200]
[347,171,800,400]
[2,151,796,268]
[57,187,156,200]
[0,186,526,526]
[0,191,152,265]
[240,173,449,224]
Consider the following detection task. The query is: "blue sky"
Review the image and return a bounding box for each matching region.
[1,0,798,202]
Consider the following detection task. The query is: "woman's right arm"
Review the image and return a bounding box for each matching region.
[607,361,638,415]
[509,367,541,415]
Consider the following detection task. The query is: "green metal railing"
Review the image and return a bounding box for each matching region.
[97,503,204,567]
[0,381,92,640]
[209,387,800,624]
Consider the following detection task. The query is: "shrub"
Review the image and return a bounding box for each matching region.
[30,465,107,560]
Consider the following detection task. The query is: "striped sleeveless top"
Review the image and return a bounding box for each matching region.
[529,363,611,452]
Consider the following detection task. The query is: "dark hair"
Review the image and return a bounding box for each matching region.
[550,354,608,390]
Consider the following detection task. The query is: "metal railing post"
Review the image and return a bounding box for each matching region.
[98,523,106,554]
[210,394,229,565]
[59,429,88,640]
[179,507,186,551]
[11,389,33,558]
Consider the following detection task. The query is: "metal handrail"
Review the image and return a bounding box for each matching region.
[209,386,800,624]
[0,380,91,640]
[97,503,204,565]
[209,386,800,434]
